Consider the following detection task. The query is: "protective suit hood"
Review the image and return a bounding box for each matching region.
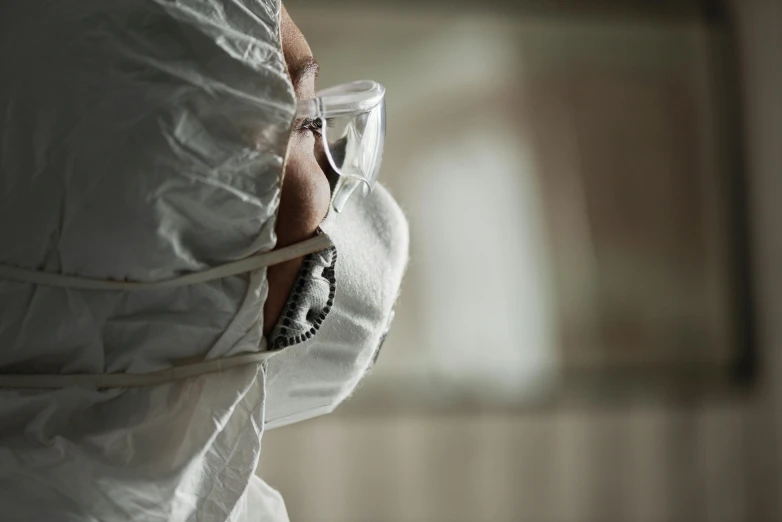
[0,0,294,373]
[0,0,300,520]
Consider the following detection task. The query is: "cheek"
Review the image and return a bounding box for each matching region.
[275,133,331,247]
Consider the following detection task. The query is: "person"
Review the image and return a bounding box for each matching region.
[0,1,408,520]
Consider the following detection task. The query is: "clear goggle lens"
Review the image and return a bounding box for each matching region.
[297,81,386,212]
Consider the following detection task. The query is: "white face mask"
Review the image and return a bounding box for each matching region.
[0,184,407,397]
[262,183,409,429]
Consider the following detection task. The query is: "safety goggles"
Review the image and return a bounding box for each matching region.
[296,80,386,212]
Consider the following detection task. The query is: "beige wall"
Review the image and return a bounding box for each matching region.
[258,1,782,521]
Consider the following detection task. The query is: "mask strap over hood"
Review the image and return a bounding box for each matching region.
[0,235,332,291]
[0,350,274,389]
[0,234,334,390]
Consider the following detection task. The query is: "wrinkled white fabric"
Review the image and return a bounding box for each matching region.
[238,475,291,522]
[0,0,295,520]
[0,0,295,374]
[264,185,409,429]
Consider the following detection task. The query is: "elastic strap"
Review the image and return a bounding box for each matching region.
[0,234,333,291]
[0,235,333,389]
[0,351,276,389]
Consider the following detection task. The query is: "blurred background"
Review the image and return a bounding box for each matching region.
[260,0,782,520]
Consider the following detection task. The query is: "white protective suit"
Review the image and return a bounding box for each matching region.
[0,1,408,521]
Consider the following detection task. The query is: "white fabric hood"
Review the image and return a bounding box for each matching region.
[0,0,298,520]
[0,0,296,375]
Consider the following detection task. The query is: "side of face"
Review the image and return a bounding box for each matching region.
[262,4,333,335]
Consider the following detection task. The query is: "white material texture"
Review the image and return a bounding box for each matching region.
[265,184,410,429]
[0,0,298,520]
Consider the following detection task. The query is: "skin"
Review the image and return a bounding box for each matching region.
[262,5,333,336]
